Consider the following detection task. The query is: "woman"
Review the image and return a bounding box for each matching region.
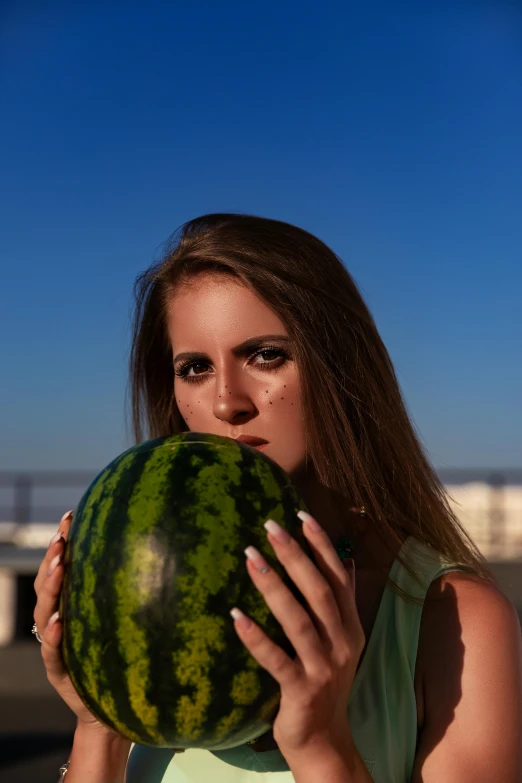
[33,213,522,782]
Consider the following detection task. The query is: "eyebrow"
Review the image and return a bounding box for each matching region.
[172,334,290,365]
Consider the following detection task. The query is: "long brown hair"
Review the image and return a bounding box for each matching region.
[127,212,500,604]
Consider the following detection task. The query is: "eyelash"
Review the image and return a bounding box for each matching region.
[174,345,290,384]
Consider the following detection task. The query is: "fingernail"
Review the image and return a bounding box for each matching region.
[48,611,60,626]
[297,509,322,533]
[60,510,74,523]
[49,532,64,547]
[47,554,61,576]
[244,545,271,572]
[264,519,290,544]
[230,607,252,630]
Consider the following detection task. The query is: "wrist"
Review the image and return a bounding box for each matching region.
[66,721,131,783]
[75,719,126,742]
[280,729,361,783]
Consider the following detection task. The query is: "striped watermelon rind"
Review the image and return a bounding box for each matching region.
[60,432,312,749]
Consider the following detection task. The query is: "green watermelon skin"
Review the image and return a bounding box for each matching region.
[60,432,313,750]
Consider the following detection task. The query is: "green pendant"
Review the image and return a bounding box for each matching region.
[335,535,355,561]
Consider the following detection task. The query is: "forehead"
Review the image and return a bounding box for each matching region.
[166,273,287,344]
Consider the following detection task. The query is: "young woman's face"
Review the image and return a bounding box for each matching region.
[166,273,309,483]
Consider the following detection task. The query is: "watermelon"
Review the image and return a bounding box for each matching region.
[60,432,313,750]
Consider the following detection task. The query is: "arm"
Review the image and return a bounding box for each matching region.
[412,573,522,782]
[64,721,131,783]
[283,731,374,782]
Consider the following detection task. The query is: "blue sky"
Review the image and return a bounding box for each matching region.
[1,0,521,473]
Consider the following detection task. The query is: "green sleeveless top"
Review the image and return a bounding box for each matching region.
[126,535,469,782]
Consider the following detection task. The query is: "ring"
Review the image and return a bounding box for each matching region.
[31,622,44,643]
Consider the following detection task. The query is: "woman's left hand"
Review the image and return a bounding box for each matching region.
[230,509,366,756]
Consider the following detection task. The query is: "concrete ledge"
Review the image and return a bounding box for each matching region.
[0,522,57,549]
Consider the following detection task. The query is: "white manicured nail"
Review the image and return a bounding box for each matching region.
[297,509,322,532]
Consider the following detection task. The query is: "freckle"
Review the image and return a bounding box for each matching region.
[269,401,272,404]
[284,385,286,388]
[281,397,283,399]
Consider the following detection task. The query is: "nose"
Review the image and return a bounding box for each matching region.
[212,366,257,425]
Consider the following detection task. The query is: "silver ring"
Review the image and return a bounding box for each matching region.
[31,622,44,643]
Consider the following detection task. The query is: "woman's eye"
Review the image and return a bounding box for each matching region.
[255,349,281,363]
[185,362,207,376]
[175,347,288,383]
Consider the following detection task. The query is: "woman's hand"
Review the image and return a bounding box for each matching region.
[230,509,365,757]
[33,510,119,734]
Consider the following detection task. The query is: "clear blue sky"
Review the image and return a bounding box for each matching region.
[1,0,521,472]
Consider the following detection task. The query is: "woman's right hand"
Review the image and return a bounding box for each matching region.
[33,509,118,734]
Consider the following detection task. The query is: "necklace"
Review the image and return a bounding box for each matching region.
[246,505,366,748]
[335,534,356,561]
[333,504,367,561]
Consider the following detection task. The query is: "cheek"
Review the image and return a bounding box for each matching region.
[173,381,201,419]
[259,381,300,411]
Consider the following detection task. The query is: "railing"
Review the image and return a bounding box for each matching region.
[0,471,96,526]
[0,468,521,646]
[0,468,521,558]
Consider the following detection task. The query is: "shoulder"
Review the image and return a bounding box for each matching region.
[421,567,518,618]
[418,568,520,680]
[413,570,522,781]
[424,566,505,602]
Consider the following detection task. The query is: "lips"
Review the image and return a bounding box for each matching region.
[234,435,269,448]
